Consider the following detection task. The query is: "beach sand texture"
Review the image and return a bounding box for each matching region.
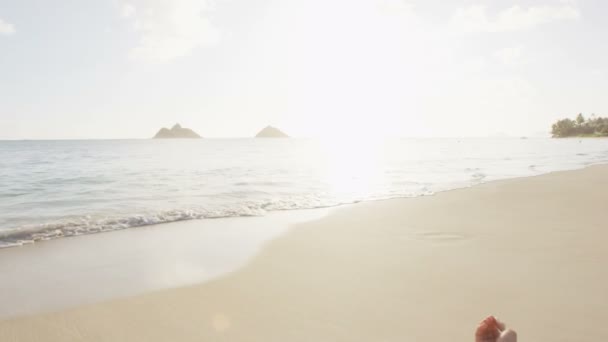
[1,166,607,341]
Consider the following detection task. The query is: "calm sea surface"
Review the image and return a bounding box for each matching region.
[1,138,607,248]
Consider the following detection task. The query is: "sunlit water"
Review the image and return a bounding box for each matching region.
[1,138,607,248]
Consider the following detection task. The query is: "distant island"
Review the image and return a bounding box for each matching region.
[552,114,608,138]
[255,126,289,138]
[153,124,201,139]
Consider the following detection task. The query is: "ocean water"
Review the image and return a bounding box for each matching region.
[1,138,607,248]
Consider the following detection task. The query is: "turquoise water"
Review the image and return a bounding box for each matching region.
[1,138,607,248]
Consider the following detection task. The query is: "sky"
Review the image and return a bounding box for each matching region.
[0,0,607,139]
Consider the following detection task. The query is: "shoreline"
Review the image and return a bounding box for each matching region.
[2,165,608,341]
[0,209,328,319]
[3,159,608,250]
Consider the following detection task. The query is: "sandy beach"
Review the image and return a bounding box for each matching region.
[2,165,608,341]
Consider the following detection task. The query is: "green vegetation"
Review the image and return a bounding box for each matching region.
[551,113,608,138]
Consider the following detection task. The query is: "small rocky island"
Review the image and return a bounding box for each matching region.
[255,126,289,138]
[153,124,201,139]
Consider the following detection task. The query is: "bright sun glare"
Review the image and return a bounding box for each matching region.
[317,137,388,199]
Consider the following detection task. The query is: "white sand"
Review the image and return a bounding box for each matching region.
[1,166,608,341]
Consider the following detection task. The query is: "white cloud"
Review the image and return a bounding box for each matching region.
[494,46,524,66]
[0,18,16,35]
[451,3,580,33]
[121,3,136,18]
[120,0,220,63]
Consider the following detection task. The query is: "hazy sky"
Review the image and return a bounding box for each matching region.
[0,0,607,139]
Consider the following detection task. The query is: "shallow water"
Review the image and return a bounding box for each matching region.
[0,209,327,318]
[1,137,607,247]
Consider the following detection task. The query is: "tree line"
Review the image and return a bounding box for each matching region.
[551,113,608,137]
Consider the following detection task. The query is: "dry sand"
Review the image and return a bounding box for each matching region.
[2,166,608,341]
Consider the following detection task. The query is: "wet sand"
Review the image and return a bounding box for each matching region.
[1,166,608,341]
[0,210,327,319]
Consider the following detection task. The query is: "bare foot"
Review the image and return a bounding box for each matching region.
[475,316,517,342]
